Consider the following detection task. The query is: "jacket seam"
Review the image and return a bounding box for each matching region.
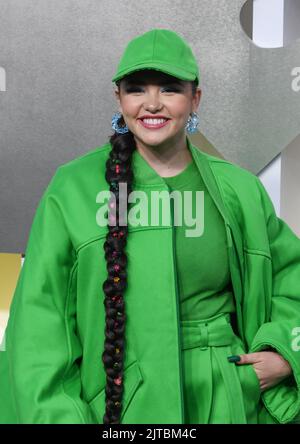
[60,259,87,424]
[208,160,272,259]
[76,226,171,254]
[243,247,272,260]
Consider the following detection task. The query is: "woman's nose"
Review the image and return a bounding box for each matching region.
[143,89,163,110]
[144,104,162,113]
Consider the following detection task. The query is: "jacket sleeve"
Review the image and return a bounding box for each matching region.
[4,167,94,424]
[249,176,300,424]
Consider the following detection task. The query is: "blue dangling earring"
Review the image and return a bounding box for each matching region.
[185,111,199,134]
[111,111,129,134]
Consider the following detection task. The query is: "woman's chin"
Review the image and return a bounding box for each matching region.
[133,127,183,147]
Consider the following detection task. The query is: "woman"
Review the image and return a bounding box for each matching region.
[0,28,300,424]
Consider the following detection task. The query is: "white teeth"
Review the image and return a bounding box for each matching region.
[142,118,167,124]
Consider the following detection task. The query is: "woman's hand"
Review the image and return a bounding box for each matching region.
[228,351,293,392]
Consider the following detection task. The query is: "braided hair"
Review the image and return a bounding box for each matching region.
[101,77,198,424]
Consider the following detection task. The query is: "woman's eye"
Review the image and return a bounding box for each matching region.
[125,86,180,94]
[126,87,143,93]
[162,86,182,93]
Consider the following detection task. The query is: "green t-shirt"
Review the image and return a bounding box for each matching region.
[161,157,236,321]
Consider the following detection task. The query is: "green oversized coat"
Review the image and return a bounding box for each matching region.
[1,137,300,424]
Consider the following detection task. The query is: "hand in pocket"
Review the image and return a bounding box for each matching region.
[227,351,292,392]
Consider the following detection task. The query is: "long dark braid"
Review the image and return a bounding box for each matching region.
[101,78,198,424]
[102,108,136,424]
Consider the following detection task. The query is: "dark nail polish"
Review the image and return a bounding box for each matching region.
[227,355,241,363]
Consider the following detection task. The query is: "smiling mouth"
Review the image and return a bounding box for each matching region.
[138,118,171,129]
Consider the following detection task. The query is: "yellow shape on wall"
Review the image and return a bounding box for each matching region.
[0,253,22,311]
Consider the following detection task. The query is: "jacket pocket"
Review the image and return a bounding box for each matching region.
[88,360,144,423]
[247,363,261,400]
[232,335,261,405]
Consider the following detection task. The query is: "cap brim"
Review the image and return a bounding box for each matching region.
[112,62,198,84]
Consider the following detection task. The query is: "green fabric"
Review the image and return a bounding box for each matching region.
[1,137,300,423]
[111,28,200,85]
[161,159,257,423]
[181,312,263,423]
[161,157,236,321]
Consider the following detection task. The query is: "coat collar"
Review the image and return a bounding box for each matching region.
[131,136,230,227]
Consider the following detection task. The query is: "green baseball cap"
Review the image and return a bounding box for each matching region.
[112,28,200,86]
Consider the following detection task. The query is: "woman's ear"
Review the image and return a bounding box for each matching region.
[114,88,120,102]
[193,88,201,111]
[114,89,122,113]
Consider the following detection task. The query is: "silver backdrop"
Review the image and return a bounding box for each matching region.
[0,0,299,252]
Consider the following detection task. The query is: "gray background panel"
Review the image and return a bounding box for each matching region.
[0,0,299,252]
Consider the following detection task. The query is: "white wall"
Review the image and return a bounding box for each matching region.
[0,311,8,350]
[258,155,281,216]
[253,0,284,216]
[281,136,300,236]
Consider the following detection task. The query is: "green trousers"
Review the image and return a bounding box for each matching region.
[181,312,264,424]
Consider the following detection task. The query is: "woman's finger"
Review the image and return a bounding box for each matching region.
[227,353,261,364]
